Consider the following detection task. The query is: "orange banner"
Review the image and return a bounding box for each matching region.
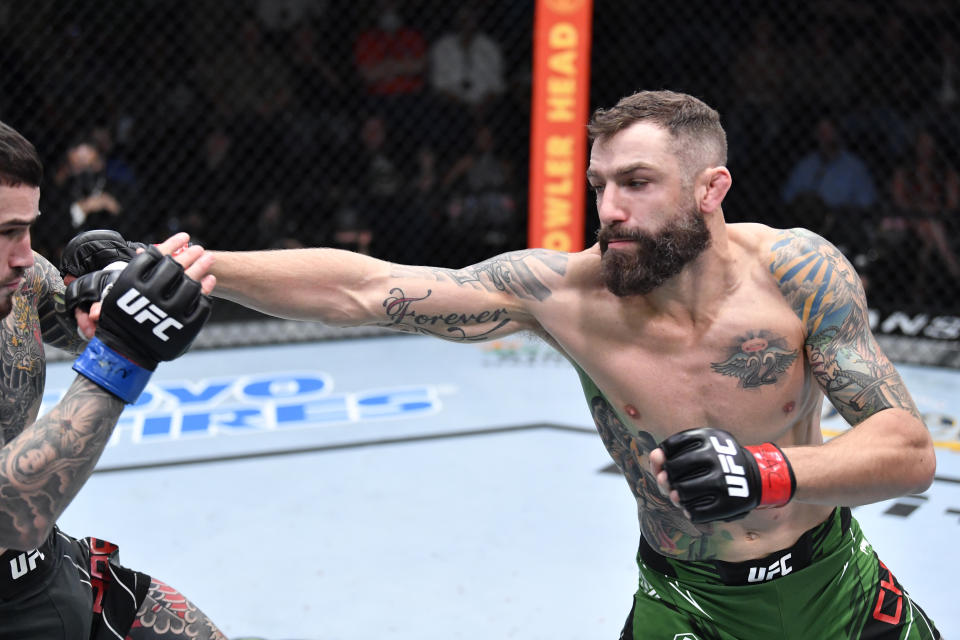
[528,0,593,252]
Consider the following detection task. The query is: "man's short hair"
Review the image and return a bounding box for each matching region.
[588,90,727,180]
[0,121,44,188]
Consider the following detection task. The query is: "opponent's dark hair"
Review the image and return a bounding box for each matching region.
[0,121,43,188]
[588,90,727,178]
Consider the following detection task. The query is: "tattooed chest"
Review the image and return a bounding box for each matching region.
[572,323,811,443]
[0,295,46,443]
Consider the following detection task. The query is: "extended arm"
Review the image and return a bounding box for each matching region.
[211,248,569,342]
[770,228,934,505]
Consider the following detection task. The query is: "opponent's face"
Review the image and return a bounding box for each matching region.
[0,184,38,319]
[588,122,710,296]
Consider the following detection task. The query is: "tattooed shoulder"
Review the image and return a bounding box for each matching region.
[390,249,568,301]
[769,228,920,423]
[768,228,865,335]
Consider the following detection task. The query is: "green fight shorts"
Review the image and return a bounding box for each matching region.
[619,508,941,640]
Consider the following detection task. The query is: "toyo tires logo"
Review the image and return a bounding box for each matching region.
[41,371,441,444]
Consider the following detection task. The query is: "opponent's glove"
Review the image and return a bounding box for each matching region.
[62,269,121,316]
[72,246,211,403]
[60,229,147,279]
[660,427,796,523]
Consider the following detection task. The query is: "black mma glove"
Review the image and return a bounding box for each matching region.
[60,229,147,279]
[660,427,796,524]
[72,246,211,403]
[62,269,121,316]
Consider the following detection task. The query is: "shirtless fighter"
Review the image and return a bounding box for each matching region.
[100,90,945,638]
[0,120,225,639]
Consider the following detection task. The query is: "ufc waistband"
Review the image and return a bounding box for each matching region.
[638,507,851,586]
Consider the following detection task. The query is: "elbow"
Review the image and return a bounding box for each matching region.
[904,432,937,495]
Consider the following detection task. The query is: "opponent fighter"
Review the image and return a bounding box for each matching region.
[0,121,225,639]
[104,90,942,637]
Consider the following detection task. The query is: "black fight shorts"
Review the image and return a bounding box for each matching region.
[0,527,151,640]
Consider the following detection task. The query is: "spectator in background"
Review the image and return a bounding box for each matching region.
[352,0,429,145]
[331,114,404,260]
[89,121,137,189]
[725,14,788,166]
[194,14,293,138]
[840,12,913,173]
[429,4,506,139]
[165,124,248,249]
[255,0,329,38]
[886,128,960,283]
[36,138,135,260]
[915,29,960,161]
[441,123,517,264]
[786,22,854,115]
[287,18,350,158]
[781,116,876,252]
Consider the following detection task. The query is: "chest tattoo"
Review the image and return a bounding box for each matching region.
[710,330,798,388]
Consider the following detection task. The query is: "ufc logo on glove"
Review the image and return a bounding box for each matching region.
[661,427,796,523]
[710,435,750,498]
[116,288,184,341]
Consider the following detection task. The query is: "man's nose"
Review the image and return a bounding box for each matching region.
[596,185,629,225]
[11,231,35,270]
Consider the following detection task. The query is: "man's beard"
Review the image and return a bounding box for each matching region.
[597,205,711,297]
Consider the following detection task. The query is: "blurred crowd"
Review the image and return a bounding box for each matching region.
[1,0,959,311]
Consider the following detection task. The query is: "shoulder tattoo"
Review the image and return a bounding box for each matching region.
[769,229,920,423]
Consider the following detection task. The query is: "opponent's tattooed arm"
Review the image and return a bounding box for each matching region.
[30,252,87,355]
[0,377,123,550]
[384,249,568,342]
[769,229,920,425]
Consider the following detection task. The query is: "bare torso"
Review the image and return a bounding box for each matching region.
[536,224,833,562]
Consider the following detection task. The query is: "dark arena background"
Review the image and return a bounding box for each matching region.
[2,1,959,638]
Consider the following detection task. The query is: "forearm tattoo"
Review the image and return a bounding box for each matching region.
[31,253,87,355]
[769,229,920,424]
[384,250,567,341]
[0,377,123,549]
[379,288,512,341]
[589,394,726,560]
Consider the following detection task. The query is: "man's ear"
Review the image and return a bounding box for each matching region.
[698,166,732,213]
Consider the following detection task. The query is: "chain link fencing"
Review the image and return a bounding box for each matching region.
[2,1,958,365]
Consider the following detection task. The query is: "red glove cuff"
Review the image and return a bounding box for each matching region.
[746,443,796,508]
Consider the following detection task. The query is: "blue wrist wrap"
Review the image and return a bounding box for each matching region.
[72,337,153,404]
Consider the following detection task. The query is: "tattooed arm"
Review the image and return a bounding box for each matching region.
[769,228,935,505]
[0,377,124,550]
[210,248,569,342]
[30,252,87,355]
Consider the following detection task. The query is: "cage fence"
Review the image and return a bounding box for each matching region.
[2,0,957,366]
